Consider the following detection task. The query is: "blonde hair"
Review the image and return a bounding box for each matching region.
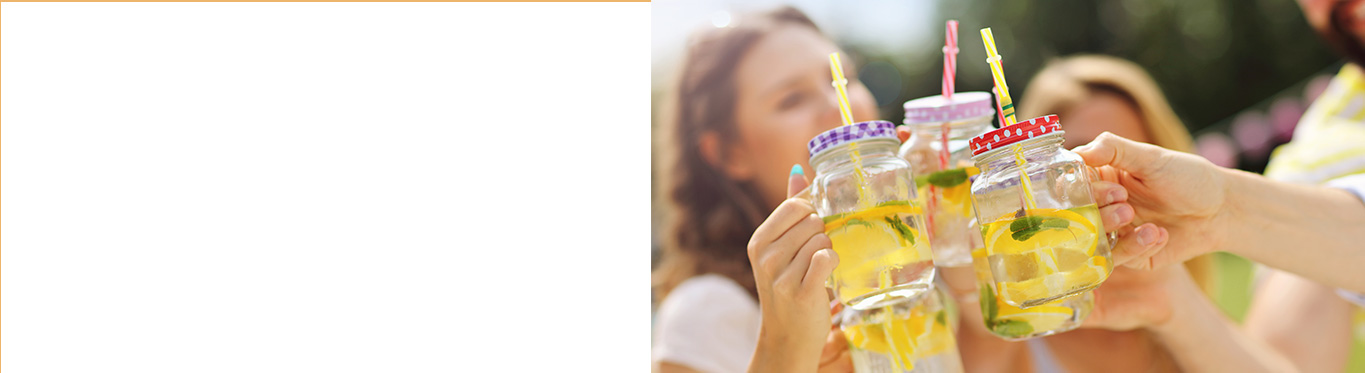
[1019,55,1195,152]
[1018,55,1216,296]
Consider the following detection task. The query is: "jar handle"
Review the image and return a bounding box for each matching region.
[1083,165,1121,243]
[1083,165,1102,183]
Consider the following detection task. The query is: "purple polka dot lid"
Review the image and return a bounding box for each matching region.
[807,120,898,158]
[902,91,994,125]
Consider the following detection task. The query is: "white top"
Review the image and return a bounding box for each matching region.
[652,274,761,373]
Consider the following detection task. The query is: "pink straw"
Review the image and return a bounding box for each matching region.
[942,20,958,99]
[938,20,959,170]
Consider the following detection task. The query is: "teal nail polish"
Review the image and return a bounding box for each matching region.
[790,164,804,176]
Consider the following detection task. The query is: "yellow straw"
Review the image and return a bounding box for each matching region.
[982,29,1037,209]
[1012,143,1039,209]
[980,28,1017,126]
[829,53,855,126]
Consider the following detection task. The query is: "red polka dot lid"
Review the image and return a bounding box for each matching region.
[969,115,1063,156]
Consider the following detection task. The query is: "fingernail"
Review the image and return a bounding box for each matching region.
[1107,188,1126,204]
[1136,226,1157,246]
[1106,204,1133,224]
[791,164,804,176]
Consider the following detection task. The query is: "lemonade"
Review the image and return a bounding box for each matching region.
[978,204,1112,308]
[825,201,937,309]
[972,248,1093,340]
[841,290,963,372]
[914,165,981,267]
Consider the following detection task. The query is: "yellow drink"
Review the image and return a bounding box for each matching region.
[842,292,960,372]
[824,201,936,309]
[915,166,980,267]
[978,204,1112,308]
[972,248,1092,339]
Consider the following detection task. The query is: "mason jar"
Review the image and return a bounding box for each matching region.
[808,121,936,309]
[966,115,1112,309]
[898,92,995,268]
[839,284,964,373]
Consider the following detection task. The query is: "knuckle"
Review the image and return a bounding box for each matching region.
[789,199,816,215]
[804,213,824,228]
[811,234,833,251]
[774,278,799,296]
[759,254,783,275]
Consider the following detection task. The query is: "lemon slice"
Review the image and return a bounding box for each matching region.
[822,203,923,231]
[916,314,955,357]
[843,323,889,353]
[997,311,1071,335]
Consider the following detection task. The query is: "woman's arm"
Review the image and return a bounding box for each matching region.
[1145,267,1298,373]
[1218,170,1365,292]
[1243,270,1354,373]
[1073,132,1365,291]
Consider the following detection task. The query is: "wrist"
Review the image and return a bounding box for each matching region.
[1214,168,1255,255]
[751,327,820,373]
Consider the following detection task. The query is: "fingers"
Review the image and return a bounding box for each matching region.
[1091,180,1129,207]
[749,199,817,259]
[819,328,849,365]
[818,329,853,373]
[1072,132,1168,177]
[805,248,840,292]
[789,164,811,199]
[776,230,833,288]
[1110,223,1169,270]
[1099,203,1135,233]
[766,214,827,269]
[817,350,853,373]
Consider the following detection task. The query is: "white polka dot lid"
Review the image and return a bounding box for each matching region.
[969,115,1063,156]
[902,91,994,125]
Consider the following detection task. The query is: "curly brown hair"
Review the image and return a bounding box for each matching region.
[653,6,821,301]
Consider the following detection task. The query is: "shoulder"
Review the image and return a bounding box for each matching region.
[652,274,760,372]
[655,274,758,330]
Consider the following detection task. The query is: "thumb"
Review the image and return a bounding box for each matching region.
[896,126,912,143]
[1072,132,1166,177]
[788,164,811,198]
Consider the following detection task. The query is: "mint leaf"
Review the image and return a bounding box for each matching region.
[1012,228,1041,242]
[981,285,998,322]
[927,168,970,188]
[1009,216,1046,233]
[1041,218,1071,230]
[883,216,916,245]
[935,310,947,326]
[992,320,1034,338]
[1010,216,1070,242]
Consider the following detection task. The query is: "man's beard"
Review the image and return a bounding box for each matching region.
[1324,0,1365,66]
